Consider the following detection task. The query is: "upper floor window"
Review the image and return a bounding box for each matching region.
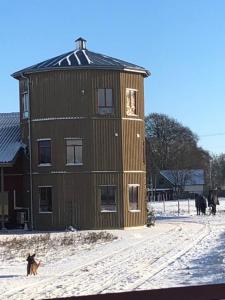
[126,89,137,116]
[22,92,29,119]
[128,184,139,211]
[97,88,113,114]
[100,185,116,212]
[38,139,51,165]
[66,139,83,165]
[39,186,52,213]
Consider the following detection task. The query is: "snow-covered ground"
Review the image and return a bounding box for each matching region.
[1,198,225,299]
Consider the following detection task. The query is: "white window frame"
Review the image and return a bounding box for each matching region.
[22,92,29,119]
[99,185,117,213]
[126,88,138,116]
[37,138,52,167]
[38,185,53,214]
[97,88,114,114]
[65,138,83,166]
[128,184,140,212]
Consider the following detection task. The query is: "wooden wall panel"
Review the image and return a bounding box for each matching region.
[121,120,145,171]
[91,119,122,171]
[19,69,148,230]
[30,70,121,119]
[91,173,123,229]
[122,173,147,227]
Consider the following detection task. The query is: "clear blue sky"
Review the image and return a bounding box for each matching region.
[1,0,225,155]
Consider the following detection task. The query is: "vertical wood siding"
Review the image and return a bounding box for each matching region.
[20,69,147,230]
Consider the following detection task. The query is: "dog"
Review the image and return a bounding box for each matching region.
[26,253,41,276]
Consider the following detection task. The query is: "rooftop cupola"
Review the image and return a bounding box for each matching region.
[75,37,87,50]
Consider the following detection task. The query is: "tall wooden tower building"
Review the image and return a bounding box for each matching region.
[12,38,150,230]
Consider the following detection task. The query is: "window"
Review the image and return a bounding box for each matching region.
[39,187,52,213]
[66,139,83,165]
[98,88,113,114]
[22,92,29,118]
[126,89,137,116]
[38,140,51,165]
[100,186,116,212]
[129,185,139,211]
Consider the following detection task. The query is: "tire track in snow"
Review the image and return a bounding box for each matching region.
[0,224,181,299]
[85,223,210,295]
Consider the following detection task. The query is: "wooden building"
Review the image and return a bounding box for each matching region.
[0,113,28,229]
[11,37,150,230]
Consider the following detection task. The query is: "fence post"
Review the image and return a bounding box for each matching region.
[178,199,180,216]
[163,196,165,213]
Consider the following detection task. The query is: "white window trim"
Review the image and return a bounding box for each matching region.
[66,163,83,166]
[99,185,117,213]
[37,139,52,166]
[38,186,53,214]
[22,91,29,119]
[128,184,140,212]
[37,138,52,141]
[64,137,83,140]
[126,88,138,117]
[65,137,83,165]
[38,163,52,167]
[97,88,114,115]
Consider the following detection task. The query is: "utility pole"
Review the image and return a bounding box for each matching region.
[209,159,212,188]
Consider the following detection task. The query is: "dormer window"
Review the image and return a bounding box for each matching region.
[126,89,137,116]
[97,88,113,114]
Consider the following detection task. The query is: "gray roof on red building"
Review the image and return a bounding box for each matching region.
[0,112,22,165]
[12,37,150,78]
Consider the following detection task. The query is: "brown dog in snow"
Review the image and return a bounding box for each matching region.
[26,253,41,276]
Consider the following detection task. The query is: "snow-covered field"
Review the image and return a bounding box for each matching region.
[1,198,225,299]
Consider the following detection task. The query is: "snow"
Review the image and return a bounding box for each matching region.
[1,198,225,299]
[82,50,92,64]
[74,51,81,65]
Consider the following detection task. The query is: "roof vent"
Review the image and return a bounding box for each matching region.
[75,37,87,50]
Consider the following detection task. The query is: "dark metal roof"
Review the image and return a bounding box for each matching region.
[160,169,205,186]
[12,38,150,78]
[0,113,22,165]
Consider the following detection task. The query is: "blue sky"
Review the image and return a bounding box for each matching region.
[1,0,225,155]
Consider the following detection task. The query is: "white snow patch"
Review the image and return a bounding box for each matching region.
[1,198,225,299]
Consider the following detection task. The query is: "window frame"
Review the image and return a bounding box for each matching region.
[126,88,138,116]
[37,139,52,166]
[38,186,53,214]
[65,138,83,166]
[99,185,117,213]
[97,88,114,115]
[128,184,140,212]
[22,91,29,119]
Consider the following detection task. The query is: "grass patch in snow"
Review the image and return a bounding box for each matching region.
[0,231,117,262]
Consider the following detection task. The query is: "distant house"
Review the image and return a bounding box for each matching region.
[160,169,205,195]
[147,169,205,202]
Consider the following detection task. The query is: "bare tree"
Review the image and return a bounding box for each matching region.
[211,154,225,188]
[145,113,210,185]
